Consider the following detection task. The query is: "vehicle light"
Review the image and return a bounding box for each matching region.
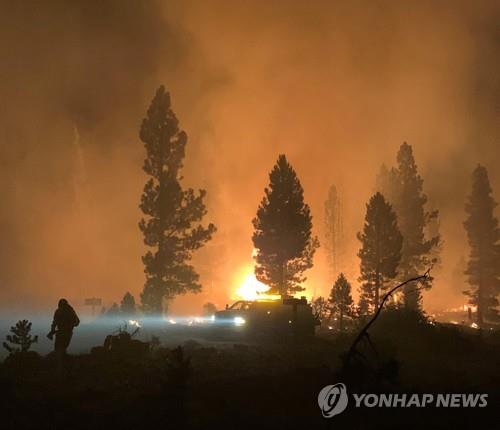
[234,316,246,326]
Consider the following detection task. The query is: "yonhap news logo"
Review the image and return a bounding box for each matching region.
[318,383,488,418]
[317,383,349,418]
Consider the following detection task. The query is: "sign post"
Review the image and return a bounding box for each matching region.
[84,297,102,317]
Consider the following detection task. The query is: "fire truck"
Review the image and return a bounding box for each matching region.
[214,296,319,339]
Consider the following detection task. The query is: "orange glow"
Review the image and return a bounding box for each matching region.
[232,263,314,302]
[234,268,272,301]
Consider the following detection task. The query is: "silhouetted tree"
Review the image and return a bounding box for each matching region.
[139,86,216,314]
[328,273,354,331]
[324,185,345,278]
[311,296,329,322]
[202,302,217,316]
[358,193,403,313]
[120,292,136,316]
[252,154,319,297]
[386,143,440,310]
[464,165,500,325]
[3,320,38,354]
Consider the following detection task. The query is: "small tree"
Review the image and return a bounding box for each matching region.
[311,296,329,322]
[3,320,38,354]
[328,273,354,331]
[464,165,500,325]
[120,292,137,316]
[358,193,403,313]
[139,86,216,314]
[252,154,319,297]
[202,302,217,316]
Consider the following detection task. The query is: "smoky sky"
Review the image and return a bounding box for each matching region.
[0,0,499,315]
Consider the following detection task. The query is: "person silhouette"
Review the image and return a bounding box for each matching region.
[47,298,80,356]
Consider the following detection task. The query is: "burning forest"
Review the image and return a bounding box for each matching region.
[0,1,499,429]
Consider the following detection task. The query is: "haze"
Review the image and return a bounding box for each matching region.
[0,0,499,317]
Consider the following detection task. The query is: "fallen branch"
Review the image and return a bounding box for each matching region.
[344,268,431,367]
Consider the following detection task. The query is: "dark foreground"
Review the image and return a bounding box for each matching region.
[0,313,498,430]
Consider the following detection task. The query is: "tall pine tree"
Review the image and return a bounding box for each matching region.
[252,154,319,298]
[328,273,354,331]
[464,165,500,325]
[139,86,216,314]
[379,143,439,310]
[358,192,403,313]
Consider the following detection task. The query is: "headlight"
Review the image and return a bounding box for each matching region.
[128,319,141,328]
[234,316,246,326]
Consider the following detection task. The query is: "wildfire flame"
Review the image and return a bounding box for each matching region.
[235,271,272,301]
[233,264,282,301]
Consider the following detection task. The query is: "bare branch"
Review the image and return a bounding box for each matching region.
[344,268,431,367]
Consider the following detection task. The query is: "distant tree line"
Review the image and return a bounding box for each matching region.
[317,143,500,328]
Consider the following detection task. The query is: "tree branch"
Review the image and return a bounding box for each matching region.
[344,268,431,367]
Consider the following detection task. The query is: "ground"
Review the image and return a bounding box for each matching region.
[0,313,498,429]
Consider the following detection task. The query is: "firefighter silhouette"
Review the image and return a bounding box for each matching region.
[47,298,80,354]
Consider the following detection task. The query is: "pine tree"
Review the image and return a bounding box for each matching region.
[252,154,319,297]
[463,165,500,325]
[328,273,354,331]
[120,292,136,316]
[3,320,38,354]
[390,143,439,310]
[324,185,345,278]
[358,193,403,313]
[139,86,216,314]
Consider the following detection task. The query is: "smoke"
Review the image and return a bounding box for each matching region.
[0,0,499,315]
[0,0,195,310]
